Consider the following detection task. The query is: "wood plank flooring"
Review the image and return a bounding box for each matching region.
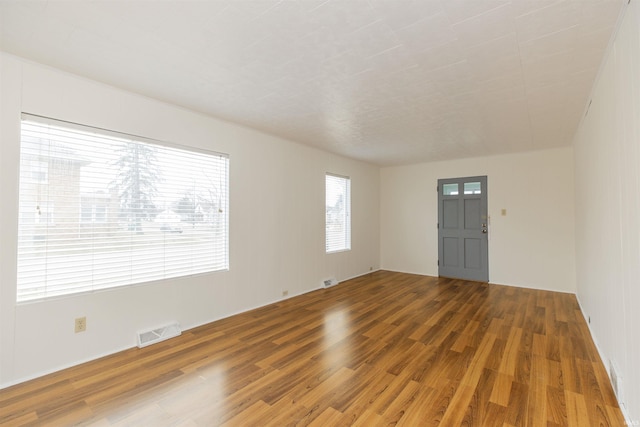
[0,271,625,426]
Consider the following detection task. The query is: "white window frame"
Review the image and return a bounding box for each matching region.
[17,114,230,302]
[325,173,351,253]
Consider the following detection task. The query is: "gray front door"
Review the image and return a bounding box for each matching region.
[437,176,488,282]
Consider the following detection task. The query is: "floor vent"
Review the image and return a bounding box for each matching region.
[323,277,339,288]
[137,322,181,348]
[610,360,623,405]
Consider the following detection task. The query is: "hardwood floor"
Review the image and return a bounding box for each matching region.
[0,271,625,426]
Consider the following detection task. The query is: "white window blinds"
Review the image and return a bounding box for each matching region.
[17,115,229,302]
[325,173,351,253]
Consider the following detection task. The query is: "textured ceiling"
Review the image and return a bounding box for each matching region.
[0,0,625,165]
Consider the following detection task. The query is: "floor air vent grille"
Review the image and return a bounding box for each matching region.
[137,322,181,348]
[323,278,339,288]
[610,360,623,408]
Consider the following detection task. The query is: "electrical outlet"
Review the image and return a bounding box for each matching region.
[75,317,86,333]
[282,290,288,297]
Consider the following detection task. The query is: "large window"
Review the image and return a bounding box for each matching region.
[325,173,351,253]
[17,114,229,301]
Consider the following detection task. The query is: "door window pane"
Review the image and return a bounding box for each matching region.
[464,182,481,195]
[443,183,459,195]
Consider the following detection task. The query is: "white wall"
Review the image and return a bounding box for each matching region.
[0,53,380,387]
[573,0,639,422]
[381,147,576,293]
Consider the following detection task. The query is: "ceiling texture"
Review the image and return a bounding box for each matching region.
[0,0,625,165]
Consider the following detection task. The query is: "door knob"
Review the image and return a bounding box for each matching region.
[482,229,487,233]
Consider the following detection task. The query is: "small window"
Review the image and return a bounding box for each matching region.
[30,160,48,184]
[17,115,229,301]
[35,203,54,225]
[95,205,106,223]
[326,174,351,253]
[81,199,108,223]
[443,183,459,195]
[81,204,93,222]
[464,182,482,195]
